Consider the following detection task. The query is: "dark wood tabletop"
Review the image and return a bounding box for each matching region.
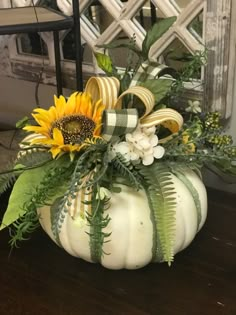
[0,188,236,315]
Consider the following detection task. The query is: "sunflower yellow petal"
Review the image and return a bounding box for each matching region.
[82,93,92,116]
[54,95,67,118]
[23,125,48,134]
[85,98,93,117]
[31,114,50,130]
[49,106,59,120]
[52,128,64,145]
[74,92,82,113]
[50,147,62,159]
[92,99,105,121]
[33,108,49,117]
[66,92,78,115]
[94,123,102,136]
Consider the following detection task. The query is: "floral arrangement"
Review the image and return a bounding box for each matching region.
[0,17,236,267]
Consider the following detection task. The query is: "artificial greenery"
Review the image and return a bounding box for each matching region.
[0,16,236,266]
[137,162,177,265]
[95,16,206,107]
[87,189,111,262]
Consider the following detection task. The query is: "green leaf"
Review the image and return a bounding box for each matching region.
[16,116,29,129]
[94,52,114,75]
[0,157,69,230]
[142,17,177,58]
[0,168,44,230]
[139,78,173,104]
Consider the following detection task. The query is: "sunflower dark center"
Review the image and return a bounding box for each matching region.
[51,115,95,144]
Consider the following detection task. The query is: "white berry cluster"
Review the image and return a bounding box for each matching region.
[113,125,165,166]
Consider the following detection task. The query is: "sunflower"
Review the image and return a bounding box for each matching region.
[24,92,105,158]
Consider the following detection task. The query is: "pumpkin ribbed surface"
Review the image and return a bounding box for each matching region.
[38,169,207,270]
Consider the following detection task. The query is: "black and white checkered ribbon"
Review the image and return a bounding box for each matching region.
[130,62,168,87]
[102,108,138,141]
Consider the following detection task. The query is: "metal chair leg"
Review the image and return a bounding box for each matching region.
[53,30,63,96]
[72,0,83,92]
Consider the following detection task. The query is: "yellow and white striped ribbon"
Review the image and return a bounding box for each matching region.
[84,76,183,140]
[85,77,154,116]
[85,76,120,109]
[140,108,183,132]
[116,85,155,117]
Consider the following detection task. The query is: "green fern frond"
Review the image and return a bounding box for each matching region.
[8,202,39,248]
[87,188,111,262]
[0,170,17,195]
[137,162,176,265]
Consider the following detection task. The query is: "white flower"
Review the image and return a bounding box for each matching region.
[96,187,111,200]
[186,100,202,114]
[112,141,139,162]
[112,124,165,166]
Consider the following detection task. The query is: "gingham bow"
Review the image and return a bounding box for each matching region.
[84,76,183,142]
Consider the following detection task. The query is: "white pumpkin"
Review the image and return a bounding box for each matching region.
[38,168,207,270]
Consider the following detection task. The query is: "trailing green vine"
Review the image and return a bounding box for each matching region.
[87,186,111,262]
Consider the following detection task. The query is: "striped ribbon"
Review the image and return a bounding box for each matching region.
[84,76,183,142]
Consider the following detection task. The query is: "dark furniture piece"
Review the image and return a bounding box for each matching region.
[0,188,235,315]
[0,1,83,96]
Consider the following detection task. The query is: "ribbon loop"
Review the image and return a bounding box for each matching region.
[85,76,120,109]
[116,86,155,118]
[140,108,184,143]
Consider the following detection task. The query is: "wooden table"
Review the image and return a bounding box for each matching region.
[0,188,235,315]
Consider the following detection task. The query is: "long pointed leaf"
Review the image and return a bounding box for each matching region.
[142,17,177,58]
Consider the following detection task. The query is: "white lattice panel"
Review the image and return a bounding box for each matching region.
[0,0,234,117]
[56,0,205,59]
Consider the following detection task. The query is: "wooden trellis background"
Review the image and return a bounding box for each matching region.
[0,0,235,118]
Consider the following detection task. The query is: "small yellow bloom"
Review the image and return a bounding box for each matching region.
[182,132,195,153]
[24,92,105,158]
